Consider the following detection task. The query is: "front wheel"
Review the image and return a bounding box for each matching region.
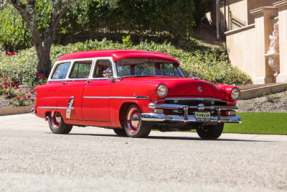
[48,112,73,134]
[124,105,151,138]
[196,124,224,140]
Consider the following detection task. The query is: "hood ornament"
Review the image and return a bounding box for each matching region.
[198,86,202,92]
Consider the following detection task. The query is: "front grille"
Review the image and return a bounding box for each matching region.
[164,100,228,106]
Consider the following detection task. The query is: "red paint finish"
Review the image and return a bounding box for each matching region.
[57,50,180,65]
[35,50,241,129]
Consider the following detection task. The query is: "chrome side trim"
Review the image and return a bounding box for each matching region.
[83,96,149,100]
[38,106,75,110]
[148,103,238,110]
[83,96,110,99]
[38,96,75,119]
[66,97,75,119]
[141,113,242,123]
[110,97,139,99]
[156,97,235,105]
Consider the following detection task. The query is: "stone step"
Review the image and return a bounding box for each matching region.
[239,83,287,100]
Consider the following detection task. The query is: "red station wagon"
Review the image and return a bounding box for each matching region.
[31,50,242,140]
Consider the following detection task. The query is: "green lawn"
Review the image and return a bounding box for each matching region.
[223,113,287,135]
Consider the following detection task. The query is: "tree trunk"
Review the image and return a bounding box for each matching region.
[37,51,51,77]
[11,1,69,78]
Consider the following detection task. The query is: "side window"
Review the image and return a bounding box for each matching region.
[93,60,113,78]
[51,62,71,79]
[69,61,92,78]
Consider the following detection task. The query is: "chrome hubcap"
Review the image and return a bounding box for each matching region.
[51,112,61,129]
[131,113,140,127]
[126,107,141,134]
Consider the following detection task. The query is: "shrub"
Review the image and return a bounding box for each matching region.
[0,38,250,85]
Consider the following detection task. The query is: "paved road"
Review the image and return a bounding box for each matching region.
[0,114,287,192]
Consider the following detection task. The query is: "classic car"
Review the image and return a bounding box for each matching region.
[31,50,242,139]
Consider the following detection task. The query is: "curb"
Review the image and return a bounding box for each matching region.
[0,106,34,116]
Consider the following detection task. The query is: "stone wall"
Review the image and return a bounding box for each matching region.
[225,1,287,84]
[225,25,255,79]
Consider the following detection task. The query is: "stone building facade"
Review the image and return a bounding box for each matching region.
[206,0,287,84]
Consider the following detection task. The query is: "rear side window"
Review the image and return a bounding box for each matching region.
[51,62,71,79]
[70,61,92,78]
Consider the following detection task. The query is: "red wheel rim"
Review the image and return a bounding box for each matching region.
[51,112,61,129]
[126,107,141,134]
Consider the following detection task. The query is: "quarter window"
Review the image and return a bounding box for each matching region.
[70,61,92,78]
[51,62,71,79]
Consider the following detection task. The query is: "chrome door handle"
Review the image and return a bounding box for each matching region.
[62,82,67,85]
[87,80,93,83]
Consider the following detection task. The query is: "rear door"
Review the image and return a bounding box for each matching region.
[58,59,93,120]
[82,58,114,122]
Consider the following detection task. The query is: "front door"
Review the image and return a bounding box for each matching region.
[82,58,114,122]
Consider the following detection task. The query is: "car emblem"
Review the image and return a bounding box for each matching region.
[198,86,202,92]
[198,103,205,111]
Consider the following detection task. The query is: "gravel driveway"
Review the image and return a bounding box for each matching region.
[0,114,287,192]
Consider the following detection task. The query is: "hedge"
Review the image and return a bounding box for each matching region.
[0,38,250,85]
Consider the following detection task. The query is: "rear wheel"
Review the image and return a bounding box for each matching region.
[48,112,73,134]
[124,105,151,138]
[113,129,128,137]
[196,124,224,140]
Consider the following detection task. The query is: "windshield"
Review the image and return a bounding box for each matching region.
[116,58,183,77]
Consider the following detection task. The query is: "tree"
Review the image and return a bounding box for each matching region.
[1,0,118,77]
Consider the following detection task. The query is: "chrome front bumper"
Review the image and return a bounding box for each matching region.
[141,113,242,123]
[143,101,241,123]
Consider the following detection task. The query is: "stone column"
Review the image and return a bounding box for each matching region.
[250,7,278,84]
[274,1,287,83]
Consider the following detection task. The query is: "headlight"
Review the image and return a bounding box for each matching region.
[157,84,168,97]
[231,88,240,100]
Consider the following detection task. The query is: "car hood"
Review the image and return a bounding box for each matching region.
[123,76,226,99]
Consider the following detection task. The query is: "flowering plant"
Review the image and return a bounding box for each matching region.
[9,94,35,107]
[37,73,47,85]
[0,75,19,98]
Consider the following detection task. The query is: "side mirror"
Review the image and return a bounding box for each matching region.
[103,67,112,78]
[103,67,116,82]
[188,73,200,80]
[189,73,196,78]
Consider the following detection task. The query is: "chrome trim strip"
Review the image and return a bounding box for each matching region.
[66,97,75,119]
[110,97,139,99]
[148,103,238,110]
[83,96,149,100]
[155,97,235,105]
[38,106,75,110]
[83,96,110,99]
[141,113,242,123]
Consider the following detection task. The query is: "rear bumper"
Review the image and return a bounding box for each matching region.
[31,108,35,114]
[141,113,242,123]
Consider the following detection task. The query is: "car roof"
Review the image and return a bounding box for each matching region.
[56,50,180,65]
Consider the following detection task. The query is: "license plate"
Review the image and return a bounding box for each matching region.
[195,112,211,121]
